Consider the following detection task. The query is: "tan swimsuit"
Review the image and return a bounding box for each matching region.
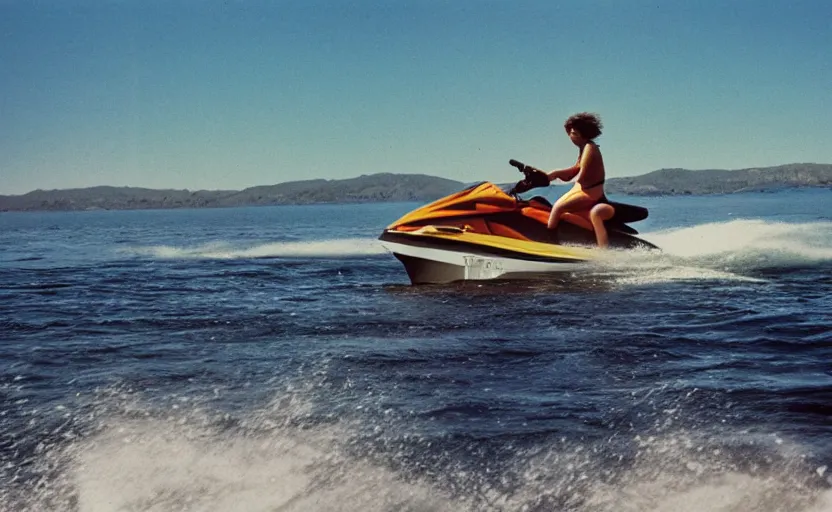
[554,142,605,209]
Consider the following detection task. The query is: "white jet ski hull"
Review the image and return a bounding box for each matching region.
[381,240,590,284]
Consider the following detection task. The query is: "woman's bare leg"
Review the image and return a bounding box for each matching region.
[548,191,595,230]
[589,203,615,248]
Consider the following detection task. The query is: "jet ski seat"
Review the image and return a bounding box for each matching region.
[524,195,648,235]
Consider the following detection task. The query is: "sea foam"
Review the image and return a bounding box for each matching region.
[591,219,832,286]
[4,385,830,512]
[124,238,389,260]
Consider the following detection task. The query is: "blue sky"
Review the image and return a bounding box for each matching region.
[1,0,830,194]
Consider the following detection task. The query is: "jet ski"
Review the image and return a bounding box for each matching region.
[379,159,658,284]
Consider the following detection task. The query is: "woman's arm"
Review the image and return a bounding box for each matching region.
[546,160,581,182]
[548,145,597,183]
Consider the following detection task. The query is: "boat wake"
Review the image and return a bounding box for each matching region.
[124,238,388,260]
[643,219,832,263]
[591,219,832,286]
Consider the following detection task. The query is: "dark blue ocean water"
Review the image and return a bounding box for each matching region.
[1,188,831,511]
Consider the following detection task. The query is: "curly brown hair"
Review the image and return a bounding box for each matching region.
[564,112,603,140]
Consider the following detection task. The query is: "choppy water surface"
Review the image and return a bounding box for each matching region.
[1,189,831,511]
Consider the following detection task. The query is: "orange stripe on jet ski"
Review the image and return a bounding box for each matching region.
[388,181,598,234]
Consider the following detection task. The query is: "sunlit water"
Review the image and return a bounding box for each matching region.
[1,188,831,511]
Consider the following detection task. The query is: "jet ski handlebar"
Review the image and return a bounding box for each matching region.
[508,159,550,196]
[509,159,535,173]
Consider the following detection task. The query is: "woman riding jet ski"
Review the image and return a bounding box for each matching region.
[379,114,657,284]
[530,112,615,248]
[378,167,657,284]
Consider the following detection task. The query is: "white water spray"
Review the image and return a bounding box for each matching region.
[124,238,389,260]
[6,390,830,512]
[590,219,832,286]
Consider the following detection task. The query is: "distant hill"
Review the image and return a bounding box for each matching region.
[1,164,829,212]
[0,174,465,212]
[0,186,236,212]
[605,163,832,196]
[209,173,464,207]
